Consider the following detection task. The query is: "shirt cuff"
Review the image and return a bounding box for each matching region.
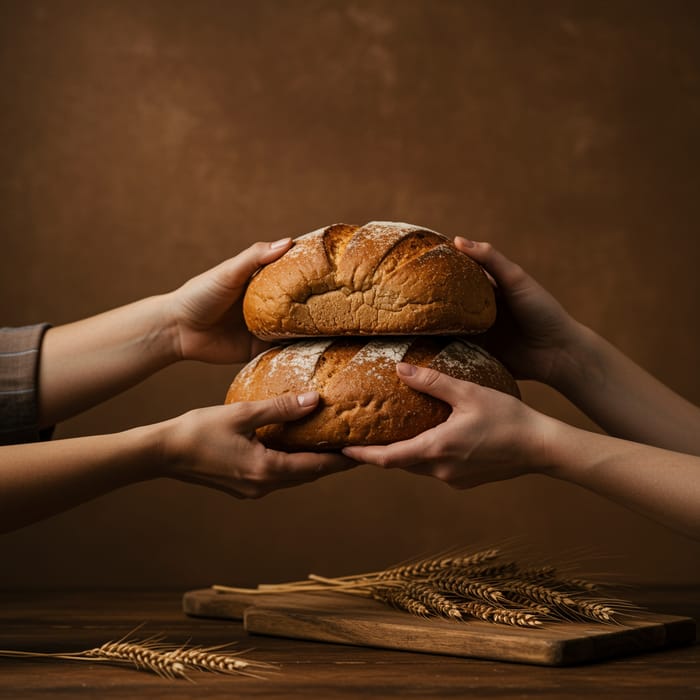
[0,323,54,445]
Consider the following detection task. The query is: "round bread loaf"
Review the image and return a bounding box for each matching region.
[226,337,519,451]
[243,221,496,340]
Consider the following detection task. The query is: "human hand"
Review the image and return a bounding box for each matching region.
[160,390,355,498]
[343,364,550,488]
[166,238,293,364]
[454,238,583,386]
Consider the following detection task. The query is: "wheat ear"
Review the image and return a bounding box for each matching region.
[402,581,463,620]
[459,601,544,628]
[372,586,431,617]
[213,546,642,628]
[429,572,506,604]
[376,548,502,580]
[0,642,191,681]
[163,643,278,679]
[0,632,277,681]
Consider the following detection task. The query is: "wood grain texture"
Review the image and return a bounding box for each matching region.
[1,589,699,699]
[182,588,696,667]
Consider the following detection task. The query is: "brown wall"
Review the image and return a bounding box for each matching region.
[1,0,699,589]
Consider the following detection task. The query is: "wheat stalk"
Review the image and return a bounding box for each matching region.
[373,586,431,617]
[459,601,544,628]
[163,643,278,679]
[213,546,641,629]
[567,599,618,623]
[402,581,463,620]
[513,565,558,582]
[429,572,506,604]
[84,640,191,680]
[500,591,553,617]
[559,577,606,592]
[454,561,520,579]
[376,548,502,580]
[0,630,278,681]
[498,580,577,609]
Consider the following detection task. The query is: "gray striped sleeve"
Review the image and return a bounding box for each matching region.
[0,324,52,445]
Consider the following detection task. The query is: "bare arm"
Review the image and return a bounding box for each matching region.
[544,418,700,539]
[1,237,358,534]
[37,238,292,428]
[1,391,352,534]
[38,295,177,427]
[456,238,700,455]
[552,322,700,455]
[344,365,700,540]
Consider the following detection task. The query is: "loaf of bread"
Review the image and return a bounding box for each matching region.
[226,337,519,451]
[243,222,496,340]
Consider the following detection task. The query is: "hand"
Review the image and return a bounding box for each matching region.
[343,364,548,489]
[167,238,293,364]
[162,390,355,498]
[454,237,582,386]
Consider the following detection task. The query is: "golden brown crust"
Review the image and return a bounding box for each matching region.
[226,337,519,451]
[242,222,496,340]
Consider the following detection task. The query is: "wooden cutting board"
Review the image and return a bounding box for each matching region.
[182,587,696,666]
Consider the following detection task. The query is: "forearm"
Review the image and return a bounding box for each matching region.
[551,322,700,455]
[0,425,165,533]
[541,418,700,539]
[0,395,353,533]
[38,294,179,427]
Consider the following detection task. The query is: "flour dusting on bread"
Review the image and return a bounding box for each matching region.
[432,340,493,374]
[349,339,414,380]
[351,339,414,365]
[270,340,334,384]
[243,221,496,340]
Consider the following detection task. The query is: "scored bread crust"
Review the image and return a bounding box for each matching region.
[243,221,496,340]
[226,337,519,451]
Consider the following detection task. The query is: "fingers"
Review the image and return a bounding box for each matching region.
[345,365,476,464]
[212,238,293,291]
[233,391,320,432]
[343,425,445,470]
[395,363,471,406]
[237,238,293,275]
[453,237,529,292]
[342,442,406,468]
[253,237,294,264]
[266,451,356,483]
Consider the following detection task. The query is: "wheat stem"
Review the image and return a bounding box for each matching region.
[213,547,641,629]
[0,633,276,681]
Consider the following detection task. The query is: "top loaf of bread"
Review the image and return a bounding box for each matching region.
[243,221,496,340]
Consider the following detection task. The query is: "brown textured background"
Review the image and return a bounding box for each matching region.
[1,0,699,589]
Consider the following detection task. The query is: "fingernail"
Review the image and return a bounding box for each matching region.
[397,362,417,377]
[297,390,319,407]
[270,237,292,251]
[455,236,476,248]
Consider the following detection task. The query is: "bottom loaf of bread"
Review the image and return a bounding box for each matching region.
[225,337,520,451]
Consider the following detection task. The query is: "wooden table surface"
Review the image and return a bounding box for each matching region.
[0,588,698,699]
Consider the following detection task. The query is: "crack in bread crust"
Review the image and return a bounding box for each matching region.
[226,337,519,450]
[242,221,496,340]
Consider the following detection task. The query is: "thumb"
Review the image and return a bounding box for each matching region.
[453,238,530,296]
[212,238,293,292]
[396,363,470,406]
[234,390,320,431]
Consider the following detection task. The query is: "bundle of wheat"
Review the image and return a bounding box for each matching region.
[215,548,639,628]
